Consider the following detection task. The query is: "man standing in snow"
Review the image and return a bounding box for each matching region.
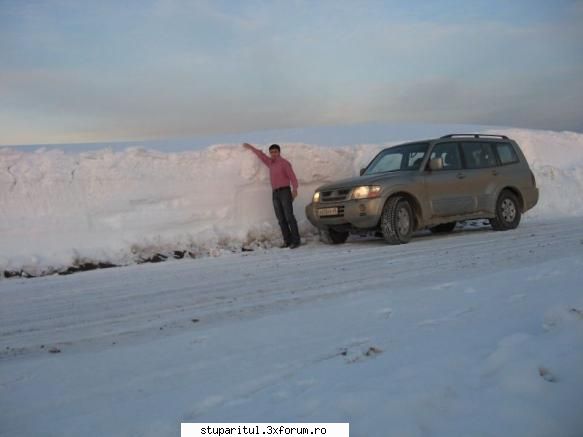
[242,143,301,249]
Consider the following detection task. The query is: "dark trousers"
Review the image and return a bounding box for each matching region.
[272,187,300,245]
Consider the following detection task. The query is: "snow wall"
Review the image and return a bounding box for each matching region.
[1,128,582,276]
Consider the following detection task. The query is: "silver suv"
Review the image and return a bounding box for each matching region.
[306,134,539,244]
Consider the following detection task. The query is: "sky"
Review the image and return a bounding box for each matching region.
[1,0,583,146]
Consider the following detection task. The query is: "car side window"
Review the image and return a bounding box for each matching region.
[407,151,426,170]
[495,142,519,165]
[430,142,461,170]
[461,142,497,169]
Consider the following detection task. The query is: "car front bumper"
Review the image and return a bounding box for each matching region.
[305,198,384,230]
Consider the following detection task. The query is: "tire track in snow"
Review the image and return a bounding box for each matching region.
[1,217,582,359]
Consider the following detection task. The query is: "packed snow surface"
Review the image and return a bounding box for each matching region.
[1,127,583,275]
[1,218,582,436]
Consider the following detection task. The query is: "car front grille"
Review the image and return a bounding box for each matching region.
[321,189,350,202]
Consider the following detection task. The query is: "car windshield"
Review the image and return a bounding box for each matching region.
[363,143,429,175]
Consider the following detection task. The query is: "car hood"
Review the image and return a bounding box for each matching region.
[317,172,404,192]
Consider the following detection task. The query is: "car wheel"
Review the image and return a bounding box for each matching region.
[380,196,413,244]
[490,190,521,231]
[319,228,349,244]
[429,222,456,234]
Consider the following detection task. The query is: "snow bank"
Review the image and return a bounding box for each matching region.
[0,143,380,276]
[1,127,583,276]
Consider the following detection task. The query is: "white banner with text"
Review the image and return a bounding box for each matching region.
[181,423,349,437]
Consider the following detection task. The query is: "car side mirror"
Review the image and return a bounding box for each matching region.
[429,158,443,171]
[359,168,366,176]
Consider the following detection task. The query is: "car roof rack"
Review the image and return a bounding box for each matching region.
[440,134,509,139]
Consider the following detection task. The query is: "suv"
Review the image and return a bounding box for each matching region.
[306,134,539,244]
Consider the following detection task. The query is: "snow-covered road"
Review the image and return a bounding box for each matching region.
[1,217,583,436]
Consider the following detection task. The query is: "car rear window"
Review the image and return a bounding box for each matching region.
[495,143,519,165]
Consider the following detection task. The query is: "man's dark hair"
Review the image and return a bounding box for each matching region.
[269,144,281,152]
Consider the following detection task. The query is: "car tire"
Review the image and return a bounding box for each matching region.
[429,222,456,234]
[319,228,349,244]
[380,196,413,244]
[490,190,521,231]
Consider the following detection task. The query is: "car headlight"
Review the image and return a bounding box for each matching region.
[351,185,381,199]
[312,191,321,203]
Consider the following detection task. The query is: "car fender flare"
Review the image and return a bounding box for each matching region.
[494,186,525,212]
[380,188,423,229]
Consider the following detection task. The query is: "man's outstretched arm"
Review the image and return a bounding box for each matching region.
[242,143,270,166]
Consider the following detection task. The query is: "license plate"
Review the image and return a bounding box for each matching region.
[318,207,339,217]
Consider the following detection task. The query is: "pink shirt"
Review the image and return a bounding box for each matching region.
[252,149,299,191]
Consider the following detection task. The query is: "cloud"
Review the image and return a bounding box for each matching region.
[1,0,582,144]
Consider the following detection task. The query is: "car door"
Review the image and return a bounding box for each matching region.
[424,142,477,217]
[459,141,500,213]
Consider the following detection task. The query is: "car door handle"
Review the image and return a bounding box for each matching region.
[456,173,466,179]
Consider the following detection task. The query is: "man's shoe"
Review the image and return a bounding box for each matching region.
[289,242,300,249]
[279,242,290,248]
